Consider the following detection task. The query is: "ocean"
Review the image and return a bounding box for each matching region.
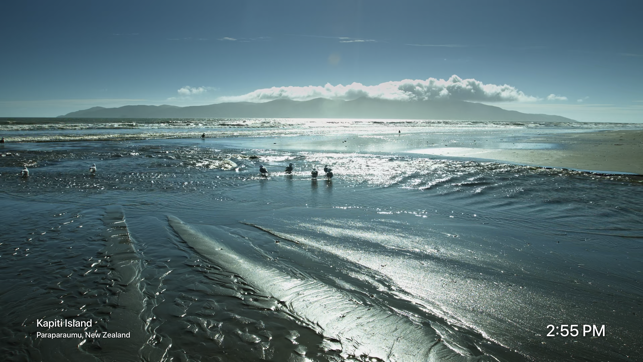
[0,118,641,362]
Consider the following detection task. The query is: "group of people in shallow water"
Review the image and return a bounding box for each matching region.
[260,163,333,179]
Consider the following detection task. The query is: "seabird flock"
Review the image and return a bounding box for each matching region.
[17,162,335,181]
[260,163,334,179]
[19,164,97,178]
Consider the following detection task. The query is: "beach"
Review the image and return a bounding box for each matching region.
[2,118,642,175]
[228,125,643,175]
[406,130,643,175]
[0,118,642,362]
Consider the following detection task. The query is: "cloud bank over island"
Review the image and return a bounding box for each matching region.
[217,75,548,104]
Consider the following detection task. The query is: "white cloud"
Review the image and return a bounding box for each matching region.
[216,36,270,43]
[217,75,540,104]
[295,35,377,44]
[177,86,210,96]
[406,43,466,48]
[546,94,568,101]
[577,96,589,103]
[339,38,376,43]
[167,86,218,103]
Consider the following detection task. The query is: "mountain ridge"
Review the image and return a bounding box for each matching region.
[59,98,576,122]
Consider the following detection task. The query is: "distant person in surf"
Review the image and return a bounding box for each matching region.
[285,163,294,174]
[259,165,268,177]
[1,137,4,143]
[311,168,318,178]
[201,133,206,139]
[89,163,97,174]
[21,166,29,177]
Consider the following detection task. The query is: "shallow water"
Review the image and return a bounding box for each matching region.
[0,119,642,361]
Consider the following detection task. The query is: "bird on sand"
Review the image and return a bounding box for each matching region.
[285,163,294,174]
[89,163,97,174]
[21,166,29,177]
[259,165,268,177]
[311,168,318,178]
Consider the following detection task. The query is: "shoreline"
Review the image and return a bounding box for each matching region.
[407,130,643,175]
[246,128,643,176]
[2,128,642,175]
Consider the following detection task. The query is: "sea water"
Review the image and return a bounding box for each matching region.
[0,118,641,362]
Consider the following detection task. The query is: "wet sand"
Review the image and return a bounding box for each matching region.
[2,124,642,361]
[3,121,642,174]
[413,130,643,175]
[246,128,643,175]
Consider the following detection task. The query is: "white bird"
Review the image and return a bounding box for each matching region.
[311,168,318,178]
[259,165,268,177]
[89,163,97,174]
[21,166,29,177]
[285,163,294,174]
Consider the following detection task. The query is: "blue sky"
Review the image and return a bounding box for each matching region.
[1,0,641,122]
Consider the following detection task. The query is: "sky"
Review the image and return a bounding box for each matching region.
[0,0,642,122]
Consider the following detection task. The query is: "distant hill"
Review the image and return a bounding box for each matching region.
[59,98,576,122]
